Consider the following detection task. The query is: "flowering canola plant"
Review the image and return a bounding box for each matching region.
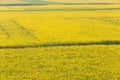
[0,5,120,80]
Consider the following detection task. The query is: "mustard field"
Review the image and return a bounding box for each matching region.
[0,45,120,80]
[0,4,120,80]
[0,5,120,46]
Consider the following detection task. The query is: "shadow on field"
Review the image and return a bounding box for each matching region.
[0,40,120,49]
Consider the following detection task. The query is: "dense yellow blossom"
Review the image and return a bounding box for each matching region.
[0,45,120,79]
[0,4,120,80]
[0,5,120,46]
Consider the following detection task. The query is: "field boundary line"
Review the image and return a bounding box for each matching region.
[0,40,120,49]
[0,8,120,12]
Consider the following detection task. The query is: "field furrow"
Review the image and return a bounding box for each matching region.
[0,19,38,45]
[0,23,10,38]
[11,19,37,40]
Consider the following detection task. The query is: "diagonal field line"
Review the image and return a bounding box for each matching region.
[0,40,120,49]
[0,23,10,38]
[10,19,37,40]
